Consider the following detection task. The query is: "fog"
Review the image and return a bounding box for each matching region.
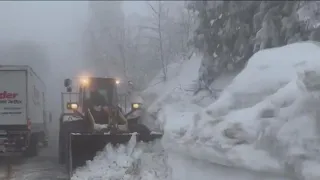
[0,1,89,120]
[0,1,189,122]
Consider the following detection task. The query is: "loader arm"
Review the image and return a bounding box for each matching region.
[87,109,95,131]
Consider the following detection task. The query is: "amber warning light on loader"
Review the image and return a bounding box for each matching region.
[67,102,78,110]
[80,77,89,86]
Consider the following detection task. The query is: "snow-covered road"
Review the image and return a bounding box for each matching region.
[169,153,291,180]
[1,155,67,180]
[0,119,68,180]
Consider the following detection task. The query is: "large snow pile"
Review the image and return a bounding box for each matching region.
[71,134,170,180]
[160,41,320,180]
[141,55,236,129]
[143,54,237,114]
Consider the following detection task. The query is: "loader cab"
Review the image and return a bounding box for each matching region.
[64,77,120,113]
[80,77,119,111]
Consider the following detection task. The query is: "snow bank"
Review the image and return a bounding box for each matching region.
[160,41,320,180]
[71,134,169,180]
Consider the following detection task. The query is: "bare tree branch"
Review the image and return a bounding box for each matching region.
[146,2,158,15]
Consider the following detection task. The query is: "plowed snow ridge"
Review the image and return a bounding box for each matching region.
[71,135,170,180]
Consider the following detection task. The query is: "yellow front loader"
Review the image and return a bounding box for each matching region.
[58,76,162,178]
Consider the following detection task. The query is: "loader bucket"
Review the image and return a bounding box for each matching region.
[67,132,163,176]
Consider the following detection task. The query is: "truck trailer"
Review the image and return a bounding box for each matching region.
[0,65,48,157]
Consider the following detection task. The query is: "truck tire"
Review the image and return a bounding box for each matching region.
[58,129,65,164]
[59,149,65,164]
[40,131,48,148]
[43,138,48,148]
[66,134,72,175]
[25,133,39,157]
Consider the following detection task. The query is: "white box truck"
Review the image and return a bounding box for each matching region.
[0,65,48,156]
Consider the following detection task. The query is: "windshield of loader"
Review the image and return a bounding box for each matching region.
[84,78,118,107]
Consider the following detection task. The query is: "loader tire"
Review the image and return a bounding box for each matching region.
[25,133,39,157]
[59,119,87,165]
[59,151,65,164]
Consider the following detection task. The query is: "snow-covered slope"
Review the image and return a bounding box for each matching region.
[160,41,320,180]
[140,55,210,130]
[141,55,235,127]
[143,55,202,112]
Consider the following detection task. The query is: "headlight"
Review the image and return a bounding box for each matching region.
[71,103,78,109]
[80,77,89,86]
[132,103,140,109]
[67,103,78,110]
[115,80,120,84]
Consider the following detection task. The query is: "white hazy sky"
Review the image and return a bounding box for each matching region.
[123,1,148,16]
[0,1,147,41]
[0,1,148,114]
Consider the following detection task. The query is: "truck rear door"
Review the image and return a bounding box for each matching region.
[0,70,27,125]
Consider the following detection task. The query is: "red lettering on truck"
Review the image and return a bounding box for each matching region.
[0,91,18,99]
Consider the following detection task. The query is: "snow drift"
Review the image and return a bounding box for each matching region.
[160,41,320,180]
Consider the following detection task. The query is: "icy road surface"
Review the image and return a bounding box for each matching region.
[0,121,68,180]
[4,149,67,180]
